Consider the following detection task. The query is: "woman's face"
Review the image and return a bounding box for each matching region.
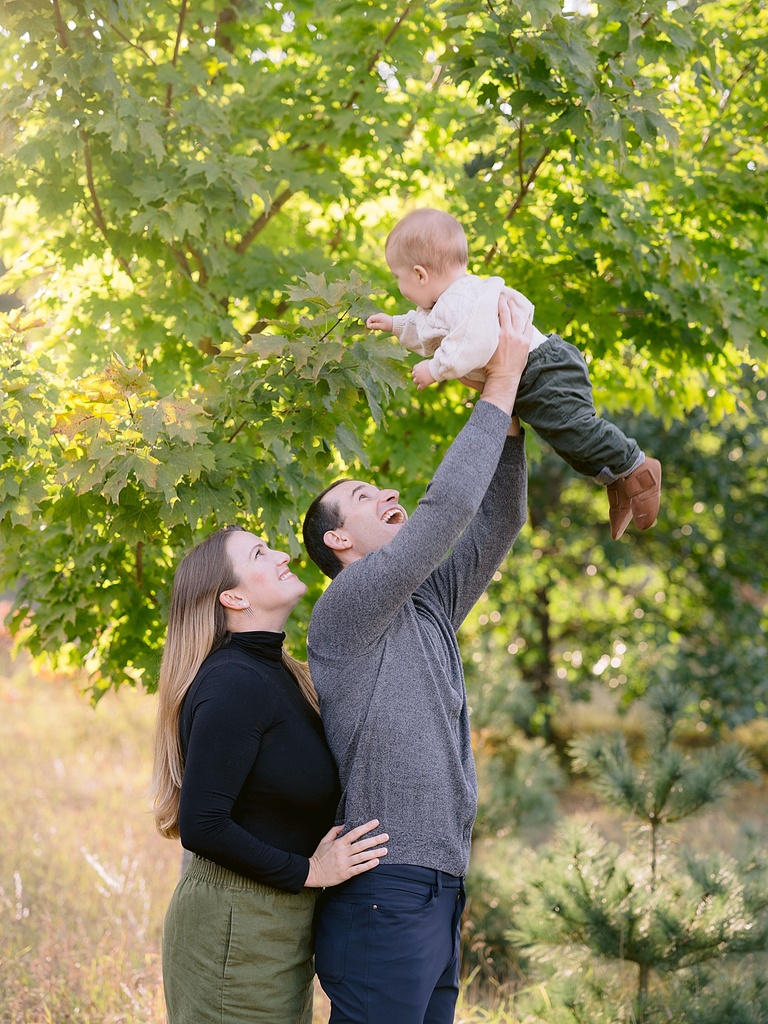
[222,531,307,628]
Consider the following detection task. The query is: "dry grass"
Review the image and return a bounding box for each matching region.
[3,640,766,1024]
[0,644,177,1023]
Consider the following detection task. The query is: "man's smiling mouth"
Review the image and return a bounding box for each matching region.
[381,508,406,525]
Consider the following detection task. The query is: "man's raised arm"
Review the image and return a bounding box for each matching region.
[430,294,532,625]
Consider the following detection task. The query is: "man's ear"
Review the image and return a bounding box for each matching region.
[219,589,248,610]
[413,264,429,285]
[323,530,352,553]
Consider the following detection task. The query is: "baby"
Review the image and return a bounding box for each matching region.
[366,208,661,540]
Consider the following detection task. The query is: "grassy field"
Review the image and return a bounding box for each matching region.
[0,642,175,1023]
[0,643,527,1024]
[3,636,766,1024]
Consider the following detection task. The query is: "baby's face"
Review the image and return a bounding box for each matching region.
[386,247,464,309]
[388,260,425,306]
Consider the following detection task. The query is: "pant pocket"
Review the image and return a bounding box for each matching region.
[314,899,357,986]
[373,877,436,916]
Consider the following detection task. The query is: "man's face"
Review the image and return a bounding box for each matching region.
[326,481,408,560]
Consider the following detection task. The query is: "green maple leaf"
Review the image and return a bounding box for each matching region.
[138,121,166,165]
[334,422,370,467]
[157,395,210,444]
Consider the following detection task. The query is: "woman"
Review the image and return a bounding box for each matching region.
[151,525,387,1024]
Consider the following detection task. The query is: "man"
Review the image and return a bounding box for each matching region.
[302,296,531,1023]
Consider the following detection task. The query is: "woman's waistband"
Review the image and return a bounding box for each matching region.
[183,853,313,897]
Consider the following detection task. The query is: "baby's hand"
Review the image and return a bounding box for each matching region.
[412,360,437,392]
[366,312,394,333]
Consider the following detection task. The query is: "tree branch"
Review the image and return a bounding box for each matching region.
[504,146,550,222]
[397,63,445,146]
[233,0,418,254]
[318,305,352,343]
[484,146,551,264]
[234,186,293,254]
[93,9,157,65]
[514,74,524,184]
[227,420,248,443]
[165,0,189,112]
[215,2,241,54]
[170,244,208,286]
[700,53,761,153]
[51,2,133,276]
[135,541,159,605]
[52,0,69,49]
[517,121,525,189]
[348,0,417,106]
[241,299,289,339]
[171,246,194,279]
[80,132,133,276]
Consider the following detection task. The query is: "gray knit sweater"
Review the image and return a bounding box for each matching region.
[307,400,528,876]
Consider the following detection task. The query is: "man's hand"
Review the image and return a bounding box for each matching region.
[479,293,532,416]
[366,312,394,333]
[412,360,437,391]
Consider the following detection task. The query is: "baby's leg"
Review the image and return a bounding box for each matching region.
[514,335,661,538]
[513,335,640,478]
[518,337,643,477]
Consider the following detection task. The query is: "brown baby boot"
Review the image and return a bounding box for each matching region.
[607,476,632,540]
[606,457,662,540]
[626,457,662,531]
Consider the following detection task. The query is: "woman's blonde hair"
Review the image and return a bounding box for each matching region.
[385,208,469,274]
[150,525,319,839]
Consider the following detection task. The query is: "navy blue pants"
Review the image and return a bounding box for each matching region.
[314,864,466,1024]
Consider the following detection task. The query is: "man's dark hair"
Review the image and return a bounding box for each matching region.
[303,479,348,579]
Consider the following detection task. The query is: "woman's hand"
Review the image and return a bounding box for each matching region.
[305,819,389,888]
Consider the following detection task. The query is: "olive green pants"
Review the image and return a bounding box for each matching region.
[515,335,642,480]
[162,855,318,1024]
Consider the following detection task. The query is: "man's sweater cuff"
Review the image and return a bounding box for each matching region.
[473,398,513,435]
[500,428,526,458]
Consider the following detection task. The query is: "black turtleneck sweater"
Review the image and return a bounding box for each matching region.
[177,631,340,893]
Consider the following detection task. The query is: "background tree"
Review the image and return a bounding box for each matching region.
[2,3,767,1012]
[509,683,768,1022]
[459,369,768,741]
[1,0,765,697]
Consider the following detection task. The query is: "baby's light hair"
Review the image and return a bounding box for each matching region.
[385,208,468,274]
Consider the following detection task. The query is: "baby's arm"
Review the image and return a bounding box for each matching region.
[369,310,435,360]
[366,311,394,332]
[427,319,497,381]
[422,278,505,382]
[366,310,427,356]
